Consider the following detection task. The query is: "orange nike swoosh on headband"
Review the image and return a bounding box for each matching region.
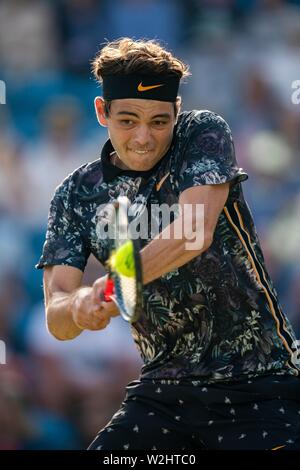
[137,82,164,92]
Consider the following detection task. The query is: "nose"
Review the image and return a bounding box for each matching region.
[134,124,151,147]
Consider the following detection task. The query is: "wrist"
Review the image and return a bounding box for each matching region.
[69,288,86,330]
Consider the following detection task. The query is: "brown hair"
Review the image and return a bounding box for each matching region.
[91,37,190,83]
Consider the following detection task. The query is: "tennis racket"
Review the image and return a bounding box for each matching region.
[103,196,143,324]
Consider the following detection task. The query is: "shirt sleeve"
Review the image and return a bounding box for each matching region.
[176,111,248,194]
[35,176,90,272]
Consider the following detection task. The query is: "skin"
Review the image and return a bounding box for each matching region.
[44,96,229,339]
[94,96,181,171]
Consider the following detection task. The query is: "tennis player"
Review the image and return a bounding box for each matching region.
[37,38,300,450]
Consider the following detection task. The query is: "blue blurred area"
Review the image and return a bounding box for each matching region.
[4,73,100,140]
[0,0,300,450]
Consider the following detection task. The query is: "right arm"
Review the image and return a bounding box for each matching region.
[44,265,120,341]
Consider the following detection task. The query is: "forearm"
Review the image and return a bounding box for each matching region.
[46,288,87,341]
[141,215,211,285]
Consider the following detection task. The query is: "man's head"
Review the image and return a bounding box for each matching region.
[92,38,189,171]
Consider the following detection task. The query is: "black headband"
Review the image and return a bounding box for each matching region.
[102,74,180,102]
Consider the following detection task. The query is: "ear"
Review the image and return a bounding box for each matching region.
[176,96,182,114]
[174,96,182,124]
[94,97,108,127]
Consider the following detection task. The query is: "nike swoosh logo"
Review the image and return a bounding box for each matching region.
[138,82,164,92]
[156,172,170,191]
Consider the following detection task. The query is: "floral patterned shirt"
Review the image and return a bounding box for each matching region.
[37,110,300,384]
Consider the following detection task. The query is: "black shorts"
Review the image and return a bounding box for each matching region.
[88,375,300,450]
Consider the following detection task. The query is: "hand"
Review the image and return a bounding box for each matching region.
[92,276,120,318]
[71,275,120,331]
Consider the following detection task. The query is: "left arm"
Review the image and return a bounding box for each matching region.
[141,183,229,285]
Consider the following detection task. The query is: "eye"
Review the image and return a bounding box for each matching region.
[153,120,167,127]
[120,119,134,126]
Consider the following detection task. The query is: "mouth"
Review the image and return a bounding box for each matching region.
[128,149,153,155]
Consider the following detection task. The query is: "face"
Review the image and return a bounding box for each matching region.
[95,97,179,171]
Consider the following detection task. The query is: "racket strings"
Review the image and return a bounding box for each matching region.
[114,274,137,320]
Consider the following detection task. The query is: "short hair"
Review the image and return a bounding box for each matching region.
[91,37,190,83]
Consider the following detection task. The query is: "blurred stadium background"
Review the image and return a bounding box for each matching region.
[0,0,300,450]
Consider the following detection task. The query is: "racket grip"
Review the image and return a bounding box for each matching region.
[104,277,114,302]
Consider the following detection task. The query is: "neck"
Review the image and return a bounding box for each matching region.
[110,151,130,170]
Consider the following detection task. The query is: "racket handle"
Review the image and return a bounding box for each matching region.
[104,277,114,302]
